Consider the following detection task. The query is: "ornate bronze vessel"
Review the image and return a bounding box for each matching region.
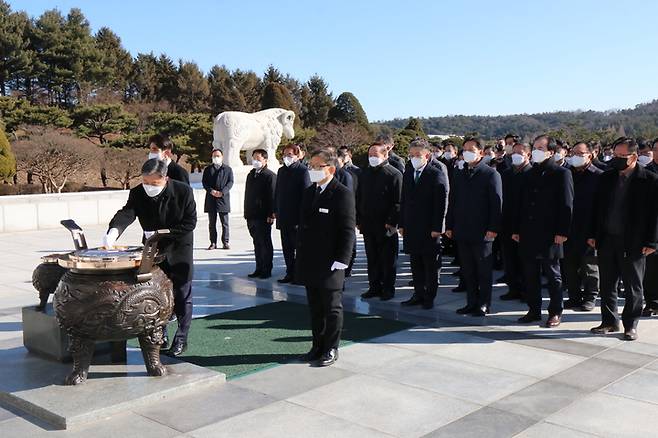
[35,220,175,385]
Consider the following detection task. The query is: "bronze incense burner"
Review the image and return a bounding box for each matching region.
[33,220,174,385]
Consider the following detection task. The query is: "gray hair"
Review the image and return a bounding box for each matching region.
[141,158,168,177]
[375,133,394,146]
[409,137,431,152]
[310,148,339,168]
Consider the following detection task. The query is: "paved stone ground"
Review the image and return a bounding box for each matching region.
[2,216,658,437]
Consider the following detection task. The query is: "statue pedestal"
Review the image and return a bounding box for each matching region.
[22,304,115,362]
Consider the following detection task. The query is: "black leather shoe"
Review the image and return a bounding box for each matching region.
[642,306,658,317]
[380,293,395,301]
[248,271,261,278]
[623,328,638,341]
[164,341,187,357]
[471,306,488,317]
[456,305,476,315]
[361,290,382,299]
[590,324,619,334]
[222,243,230,250]
[313,348,338,367]
[401,295,423,306]
[207,243,217,250]
[581,300,596,311]
[518,312,542,323]
[277,276,293,284]
[258,272,271,279]
[299,347,322,362]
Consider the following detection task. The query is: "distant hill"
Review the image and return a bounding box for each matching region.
[379,99,658,140]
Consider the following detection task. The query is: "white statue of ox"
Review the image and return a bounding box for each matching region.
[212,108,295,168]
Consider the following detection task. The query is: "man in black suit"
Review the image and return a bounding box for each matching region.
[296,148,355,367]
[376,133,406,174]
[513,135,574,327]
[244,149,277,279]
[643,138,658,316]
[104,158,197,356]
[202,149,234,250]
[563,142,602,311]
[446,136,502,316]
[339,146,362,182]
[274,144,311,283]
[358,143,402,301]
[148,134,190,184]
[500,142,532,301]
[399,138,449,309]
[589,137,658,341]
[336,148,357,277]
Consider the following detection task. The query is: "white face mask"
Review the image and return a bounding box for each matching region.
[443,152,454,160]
[482,155,493,164]
[462,151,479,163]
[432,152,443,160]
[511,153,525,166]
[638,155,652,166]
[148,152,161,161]
[569,155,588,168]
[603,155,613,162]
[283,156,297,167]
[252,160,263,170]
[554,152,564,161]
[531,149,548,164]
[308,169,326,183]
[410,157,425,170]
[143,183,165,197]
[368,156,384,167]
[456,159,465,170]
[212,156,223,166]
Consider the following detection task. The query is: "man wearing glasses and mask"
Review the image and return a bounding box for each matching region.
[589,137,658,341]
[296,148,355,367]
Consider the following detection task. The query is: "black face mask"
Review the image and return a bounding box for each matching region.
[609,157,630,172]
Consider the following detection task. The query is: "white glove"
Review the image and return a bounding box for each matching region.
[102,228,120,248]
[331,261,348,271]
[144,231,155,239]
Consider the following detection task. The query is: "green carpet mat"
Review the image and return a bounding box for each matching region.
[141,300,414,380]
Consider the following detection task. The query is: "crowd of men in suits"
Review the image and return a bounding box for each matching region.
[202,132,658,366]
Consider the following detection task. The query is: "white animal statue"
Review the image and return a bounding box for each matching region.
[212,108,295,167]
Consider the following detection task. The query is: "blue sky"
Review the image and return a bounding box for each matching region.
[15,0,658,121]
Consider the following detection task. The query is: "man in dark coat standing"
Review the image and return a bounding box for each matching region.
[358,143,402,301]
[148,134,190,184]
[244,149,277,279]
[202,149,233,250]
[563,142,602,311]
[500,142,532,301]
[513,135,574,327]
[339,146,362,182]
[376,133,406,174]
[399,138,449,309]
[274,144,311,283]
[642,138,658,316]
[104,158,197,356]
[296,149,355,367]
[589,137,658,341]
[446,137,502,316]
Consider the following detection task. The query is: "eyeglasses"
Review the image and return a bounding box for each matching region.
[309,164,329,171]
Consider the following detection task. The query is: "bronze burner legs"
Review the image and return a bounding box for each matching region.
[65,336,95,385]
[139,326,167,376]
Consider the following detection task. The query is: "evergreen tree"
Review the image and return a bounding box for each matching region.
[155,54,178,103]
[94,27,132,97]
[175,61,210,112]
[72,104,138,144]
[208,65,245,114]
[129,52,159,101]
[328,92,369,130]
[301,74,332,129]
[0,121,16,181]
[0,2,31,96]
[263,65,283,84]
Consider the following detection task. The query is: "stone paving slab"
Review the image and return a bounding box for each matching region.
[0,346,225,429]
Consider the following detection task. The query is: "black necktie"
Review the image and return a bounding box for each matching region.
[313,186,322,204]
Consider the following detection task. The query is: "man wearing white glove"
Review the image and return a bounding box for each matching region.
[105,158,197,357]
[295,149,355,367]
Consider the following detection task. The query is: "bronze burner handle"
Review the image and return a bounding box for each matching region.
[136,229,171,282]
[60,219,88,250]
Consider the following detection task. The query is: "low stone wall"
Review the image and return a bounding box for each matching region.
[0,177,246,233]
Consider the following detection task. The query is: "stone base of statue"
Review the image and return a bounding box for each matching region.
[0,344,226,429]
[22,303,118,362]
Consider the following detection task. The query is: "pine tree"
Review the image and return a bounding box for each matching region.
[94,27,132,97]
[328,92,369,130]
[301,74,332,129]
[0,2,31,96]
[174,61,209,112]
[0,121,16,181]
